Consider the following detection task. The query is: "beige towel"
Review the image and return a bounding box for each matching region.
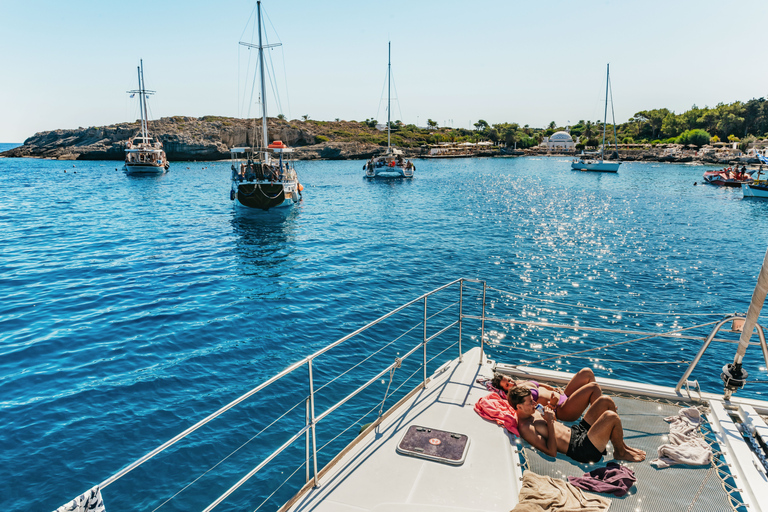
[650,406,712,468]
[512,471,611,512]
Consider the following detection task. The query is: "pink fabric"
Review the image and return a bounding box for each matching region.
[474,392,519,436]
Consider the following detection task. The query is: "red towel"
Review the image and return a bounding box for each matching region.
[474,392,519,436]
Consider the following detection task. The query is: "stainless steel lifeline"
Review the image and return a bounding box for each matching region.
[97,278,476,511]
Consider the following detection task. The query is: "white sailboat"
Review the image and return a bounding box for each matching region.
[572,64,621,173]
[229,1,302,211]
[364,42,415,179]
[123,60,169,175]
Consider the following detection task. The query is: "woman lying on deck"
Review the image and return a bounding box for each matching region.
[490,368,602,422]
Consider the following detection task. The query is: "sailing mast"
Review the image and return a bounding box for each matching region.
[601,63,609,162]
[239,1,283,152]
[387,41,391,152]
[257,1,268,150]
[138,62,147,141]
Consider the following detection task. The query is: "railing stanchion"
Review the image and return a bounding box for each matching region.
[480,281,486,364]
[305,398,310,483]
[308,359,319,487]
[423,296,428,387]
[458,280,463,362]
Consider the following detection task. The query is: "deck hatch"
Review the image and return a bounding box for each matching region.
[396,425,470,465]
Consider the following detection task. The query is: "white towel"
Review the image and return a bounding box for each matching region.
[55,485,105,512]
[650,407,712,468]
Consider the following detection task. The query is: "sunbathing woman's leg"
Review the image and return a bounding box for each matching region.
[563,368,596,396]
[556,382,602,422]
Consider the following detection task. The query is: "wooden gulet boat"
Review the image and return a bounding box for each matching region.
[123,60,169,176]
[229,1,302,211]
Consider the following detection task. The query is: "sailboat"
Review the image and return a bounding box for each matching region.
[364,42,415,179]
[229,1,302,211]
[572,64,621,173]
[124,60,169,175]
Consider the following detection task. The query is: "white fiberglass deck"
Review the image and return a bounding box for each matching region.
[283,347,523,512]
[283,347,768,512]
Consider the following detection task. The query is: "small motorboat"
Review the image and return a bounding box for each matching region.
[702,166,753,187]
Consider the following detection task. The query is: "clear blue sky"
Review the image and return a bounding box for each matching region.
[1,0,767,142]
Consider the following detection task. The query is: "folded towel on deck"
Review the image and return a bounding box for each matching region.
[513,471,611,512]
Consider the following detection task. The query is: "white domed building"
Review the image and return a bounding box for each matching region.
[544,131,575,151]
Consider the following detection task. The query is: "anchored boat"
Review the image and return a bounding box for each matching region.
[704,166,753,187]
[572,64,621,173]
[123,60,169,176]
[229,2,302,211]
[364,42,415,179]
[56,261,768,511]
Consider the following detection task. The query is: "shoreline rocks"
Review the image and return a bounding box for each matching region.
[0,116,761,166]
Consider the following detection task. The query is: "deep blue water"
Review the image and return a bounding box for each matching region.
[1,155,767,511]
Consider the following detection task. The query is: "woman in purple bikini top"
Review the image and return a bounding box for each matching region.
[491,368,604,422]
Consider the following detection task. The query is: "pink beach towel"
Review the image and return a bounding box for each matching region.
[474,391,519,436]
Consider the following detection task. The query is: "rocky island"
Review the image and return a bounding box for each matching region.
[2,114,766,166]
[0,117,424,161]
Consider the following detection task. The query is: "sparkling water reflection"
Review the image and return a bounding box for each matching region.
[1,156,767,511]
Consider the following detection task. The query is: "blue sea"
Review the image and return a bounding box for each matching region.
[1,151,767,511]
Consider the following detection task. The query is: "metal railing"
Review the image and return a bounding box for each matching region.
[65,279,768,511]
[92,278,486,512]
[675,315,768,393]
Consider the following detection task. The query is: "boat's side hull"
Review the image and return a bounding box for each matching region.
[743,183,768,197]
[123,163,167,175]
[571,161,620,172]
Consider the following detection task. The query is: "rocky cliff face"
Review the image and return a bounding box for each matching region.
[0,116,402,161]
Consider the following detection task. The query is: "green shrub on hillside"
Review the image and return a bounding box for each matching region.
[677,129,710,147]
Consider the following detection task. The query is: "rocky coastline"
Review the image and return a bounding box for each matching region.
[1,116,762,166]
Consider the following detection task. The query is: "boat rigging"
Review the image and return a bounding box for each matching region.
[230,1,302,211]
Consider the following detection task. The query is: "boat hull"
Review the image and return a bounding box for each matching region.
[123,163,168,175]
[571,160,620,172]
[234,182,298,210]
[364,158,415,179]
[742,182,768,198]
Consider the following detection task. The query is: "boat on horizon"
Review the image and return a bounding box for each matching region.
[229,1,302,211]
[123,60,169,176]
[572,64,621,173]
[364,42,415,179]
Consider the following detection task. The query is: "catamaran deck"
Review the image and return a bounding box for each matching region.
[283,347,521,512]
[283,346,767,512]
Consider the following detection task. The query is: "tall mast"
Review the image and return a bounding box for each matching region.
[257,1,268,150]
[609,68,619,156]
[387,41,391,151]
[602,63,608,161]
[138,61,147,140]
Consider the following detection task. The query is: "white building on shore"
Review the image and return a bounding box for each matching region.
[543,131,575,151]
